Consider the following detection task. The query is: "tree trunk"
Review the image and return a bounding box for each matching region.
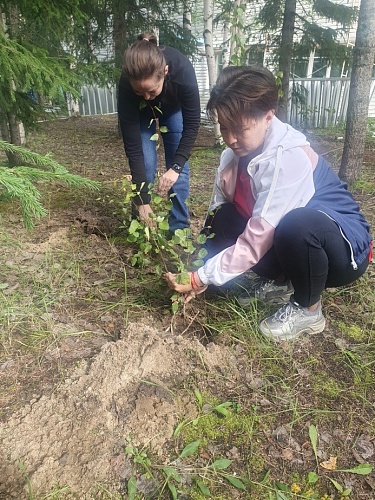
[277,0,296,122]
[229,0,246,64]
[112,0,128,137]
[222,19,230,69]
[112,0,127,72]
[0,4,25,164]
[203,0,221,143]
[339,0,375,184]
[183,2,192,42]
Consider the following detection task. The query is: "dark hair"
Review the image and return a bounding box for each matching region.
[122,32,166,81]
[206,66,279,126]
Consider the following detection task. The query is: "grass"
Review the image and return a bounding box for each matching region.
[0,116,374,499]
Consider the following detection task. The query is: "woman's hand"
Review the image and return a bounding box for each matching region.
[157,169,179,197]
[164,271,208,303]
[138,204,156,227]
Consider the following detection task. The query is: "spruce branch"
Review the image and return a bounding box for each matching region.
[0,141,100,228]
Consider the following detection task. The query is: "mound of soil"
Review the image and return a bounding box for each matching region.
[0,323,238,498]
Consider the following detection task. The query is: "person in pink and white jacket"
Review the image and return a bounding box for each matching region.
[165,65,372,341]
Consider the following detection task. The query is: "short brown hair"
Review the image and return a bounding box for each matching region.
[122,32,166,81]
[207,66,278,126]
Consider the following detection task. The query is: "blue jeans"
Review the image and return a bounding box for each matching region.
[140,109,190,231]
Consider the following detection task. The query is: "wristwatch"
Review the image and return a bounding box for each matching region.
[170,163,183,174]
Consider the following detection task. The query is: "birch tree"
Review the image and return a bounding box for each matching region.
[183,1,193,42]
[339,0,375,184]
[203,0,221,141]
[229,0,247,65]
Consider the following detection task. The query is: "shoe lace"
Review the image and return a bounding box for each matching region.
[275,302,300,322]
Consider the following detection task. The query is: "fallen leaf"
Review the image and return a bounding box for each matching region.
[281,448,294,461]
[320,456,337,470]
[199,448,211,460]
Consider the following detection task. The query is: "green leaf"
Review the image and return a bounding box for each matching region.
[194,389,203,407]
[127,476,137,499]
[340,464,373,475]
[179,440,200,458]
[192,259,204,268]
[173,419,188,437]
[176,272,191,285]
[197,248,208,258]
[309,424,318,460]
[196,479,211,496]
[167,481,178,500]
[150,133,159,141]
[209,458,232,470]
[225,475,246,490]
[125,445,135,455]
[213,402,233,417]
[159,125,168,133]
[275,481,290,492]
[171,301,179,314]
[327,477,343,492]
[129,219,141,233]
[139,100,147,110]
[307,471,319,484]
[275,492,289,500]
[162,467,181,482]
[153,195,163,204]
[158,220,169,230]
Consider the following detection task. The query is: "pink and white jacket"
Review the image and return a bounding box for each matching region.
[197,116,319,286]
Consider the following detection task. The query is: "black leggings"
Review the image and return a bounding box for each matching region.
[202,203,369,307]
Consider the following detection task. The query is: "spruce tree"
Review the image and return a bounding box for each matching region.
[257,0,358,119]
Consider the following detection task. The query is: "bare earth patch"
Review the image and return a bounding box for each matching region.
[1,323,238,498]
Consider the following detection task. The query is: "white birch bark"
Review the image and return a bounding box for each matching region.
[229,0,246,64]
[222,17,230,69]
[203,0,221,140]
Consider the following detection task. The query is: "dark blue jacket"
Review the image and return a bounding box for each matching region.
[307,156,372,268]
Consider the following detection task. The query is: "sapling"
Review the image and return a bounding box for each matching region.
[121,177,209,313]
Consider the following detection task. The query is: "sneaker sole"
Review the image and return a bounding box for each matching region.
[259,316,326,341]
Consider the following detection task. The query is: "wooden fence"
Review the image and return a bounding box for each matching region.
[76,78,375,129]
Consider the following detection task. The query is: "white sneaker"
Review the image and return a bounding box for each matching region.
[259,300,326,341]
[237,279,294,308]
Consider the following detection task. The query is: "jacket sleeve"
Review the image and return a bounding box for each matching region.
[198,217,275,286]
[118,76,150,205]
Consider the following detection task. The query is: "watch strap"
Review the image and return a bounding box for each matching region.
[170,163,183,174]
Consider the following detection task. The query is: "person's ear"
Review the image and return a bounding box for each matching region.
[266,109,275,126]
[164,65,169,76]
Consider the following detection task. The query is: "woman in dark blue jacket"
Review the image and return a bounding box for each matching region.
[118,33,200,231]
